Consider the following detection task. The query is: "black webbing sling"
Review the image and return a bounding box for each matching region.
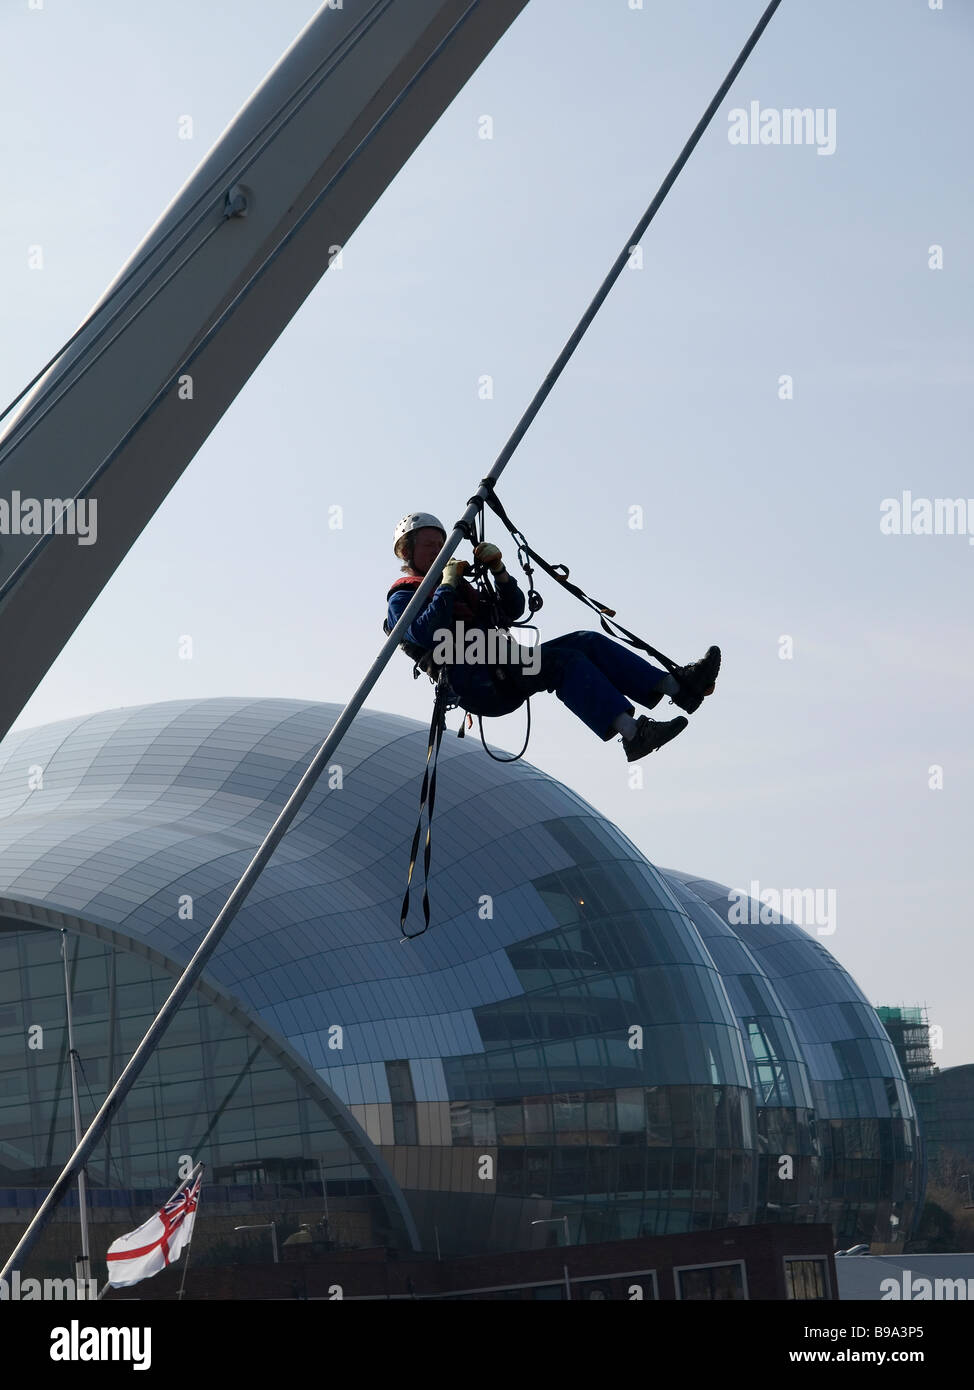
[469,477,687,682]
[399,675,453,939]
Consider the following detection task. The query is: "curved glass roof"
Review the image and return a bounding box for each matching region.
[0,698,920,1249]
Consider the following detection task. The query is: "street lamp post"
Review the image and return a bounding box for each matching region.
[530,1218,572,1301]
[531,1216,570,1246]
[234,1222,279,1264]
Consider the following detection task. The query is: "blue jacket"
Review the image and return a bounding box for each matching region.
[387,572,526,652]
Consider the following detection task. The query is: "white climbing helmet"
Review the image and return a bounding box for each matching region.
[393,512,446,558]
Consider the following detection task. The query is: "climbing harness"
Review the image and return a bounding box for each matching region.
[453,500,538,765]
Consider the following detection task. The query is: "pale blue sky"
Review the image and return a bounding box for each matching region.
[1,0,971,1064]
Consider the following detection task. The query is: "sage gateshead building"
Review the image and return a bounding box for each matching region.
[0,698,921,1269]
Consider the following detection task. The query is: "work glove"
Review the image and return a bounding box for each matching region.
[441,558,469,587]
[474,541,504,574]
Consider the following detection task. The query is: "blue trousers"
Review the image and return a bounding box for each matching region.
[446,631,670,740]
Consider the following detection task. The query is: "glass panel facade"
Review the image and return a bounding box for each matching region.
[0,699,921,1259]
[0,922,405,1268]
[661,870,920,1247]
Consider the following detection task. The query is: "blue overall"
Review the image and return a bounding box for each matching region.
[388,575,671,741]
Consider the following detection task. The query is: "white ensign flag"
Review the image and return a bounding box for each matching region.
[106,1170,202,1288]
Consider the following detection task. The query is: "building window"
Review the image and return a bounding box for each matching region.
[391,1103,417,1146]
[785,1258,829,1300]
[677,1262,746,1300]
[385,1060,414,1103]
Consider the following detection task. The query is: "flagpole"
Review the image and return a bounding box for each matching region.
[60,931,91,1290]
[176,1164,204,1302]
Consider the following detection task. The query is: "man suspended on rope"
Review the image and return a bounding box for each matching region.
[386,512,720,762]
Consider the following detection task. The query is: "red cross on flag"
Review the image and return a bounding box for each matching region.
[106,1167,203,1288]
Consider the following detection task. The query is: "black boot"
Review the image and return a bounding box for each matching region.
[622,715,689,762]
[670,645,721,715]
